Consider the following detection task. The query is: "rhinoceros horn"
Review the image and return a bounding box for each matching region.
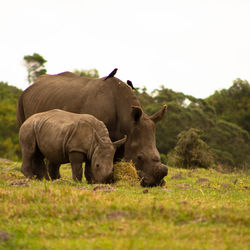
[113,135,127,149]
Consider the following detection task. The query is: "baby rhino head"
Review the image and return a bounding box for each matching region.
[91,133,127,183]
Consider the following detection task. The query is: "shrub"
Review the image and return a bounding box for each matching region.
[170,128,214,169]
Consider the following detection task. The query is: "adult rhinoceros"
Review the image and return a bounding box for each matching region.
[17,71,168,186]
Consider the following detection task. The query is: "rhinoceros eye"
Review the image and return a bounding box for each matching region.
[96,164,100,168]
[137,155,143,161]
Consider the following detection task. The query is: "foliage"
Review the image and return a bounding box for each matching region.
[0,82,22,160]
[204,120,250,168]
[0,161,249,249]
[136,83,250,169]
[23,53,47,84]
[207,78,250,133]
[73,68,99,78]
[169,128,214,169]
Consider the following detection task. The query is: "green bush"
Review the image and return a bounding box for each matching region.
[169,128,214,169]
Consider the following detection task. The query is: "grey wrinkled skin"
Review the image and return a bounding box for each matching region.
[19,109,126,183]
[17,72,168,186]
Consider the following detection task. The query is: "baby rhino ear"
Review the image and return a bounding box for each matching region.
[150,104,167,123]
[94,131,104,144]
[113,135,127,149]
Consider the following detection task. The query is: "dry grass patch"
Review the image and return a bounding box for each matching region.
[113,161,140,185]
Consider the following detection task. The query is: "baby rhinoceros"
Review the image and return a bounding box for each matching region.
[19,109,126,183]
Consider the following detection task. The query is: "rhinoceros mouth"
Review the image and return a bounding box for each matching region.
[140,177,166,187]
[88,171,114,184]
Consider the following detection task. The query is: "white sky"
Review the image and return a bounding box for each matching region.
[1,0,250,98]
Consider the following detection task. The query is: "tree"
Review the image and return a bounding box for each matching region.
[23,53,47,84]
[204,120,250,168]
[136,84,249,170]
[207,79,250,133]
[0,82,22,160]
[74,68,99,78]
[169,128,214,169]
[137,86,217,155]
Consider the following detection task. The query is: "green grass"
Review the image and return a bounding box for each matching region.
[0,159,249,250]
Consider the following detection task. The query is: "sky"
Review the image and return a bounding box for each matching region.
[1,0,250,98]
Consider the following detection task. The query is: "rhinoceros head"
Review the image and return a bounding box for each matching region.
[90,133,127,183]
[124,105,168,187]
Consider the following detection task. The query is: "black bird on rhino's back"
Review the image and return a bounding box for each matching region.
[104,68,118,81]
[127,80,135,90]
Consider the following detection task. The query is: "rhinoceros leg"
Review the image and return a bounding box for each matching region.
[32,151,48,180]
[20,133,37,178]
[47,160,61,180]
[69,152,85,182]
[21,150,35,178]
[84,160,92,184]
[21,147,47,180]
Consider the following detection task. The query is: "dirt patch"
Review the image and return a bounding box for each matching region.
[220,183,231,189]
[190,217,207,224]
[179,200,188,206]
[52,179,73,184]
[196,178,210,184]
[161,187,174,192]
[9,179,29,186]
[231,179,238,185]
[171,173,185,180]
[0,230,11,241]
[0,158,12,163]
[75,186,89,191]
[92,184,116,192]
[174,183,191,189]
[191,168,199,172]
[106,210,128,220]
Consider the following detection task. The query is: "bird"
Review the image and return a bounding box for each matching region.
[127,80,135,90]
[104,68,118,81]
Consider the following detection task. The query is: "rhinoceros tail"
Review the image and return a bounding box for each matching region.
[16,93,26,128]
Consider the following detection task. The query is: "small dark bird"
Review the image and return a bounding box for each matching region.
[127,80,135,89]
[104,68,118,81]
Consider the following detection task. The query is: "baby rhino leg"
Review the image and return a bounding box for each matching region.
[47,160,61,180]
[19,123,47,180]
[21,148,47,180]
[69,152,85,182]
[32,151,47,180]
[84,160,92,184]
[20,130,37,178]
[21,149,35,178]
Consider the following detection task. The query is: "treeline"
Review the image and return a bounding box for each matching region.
[0,78,249,170]
[0,82,22,160]
[136,78,250,170]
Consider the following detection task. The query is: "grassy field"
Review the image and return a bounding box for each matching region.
[0,159,249,250]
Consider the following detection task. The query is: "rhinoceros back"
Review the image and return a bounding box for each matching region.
[20,109,110,164]
[17,72,140,141]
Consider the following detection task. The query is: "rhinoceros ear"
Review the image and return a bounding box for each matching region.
[150,104,167,123]
[131,106,142,122]
[94,131,104,144]
[113,135,127,149]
